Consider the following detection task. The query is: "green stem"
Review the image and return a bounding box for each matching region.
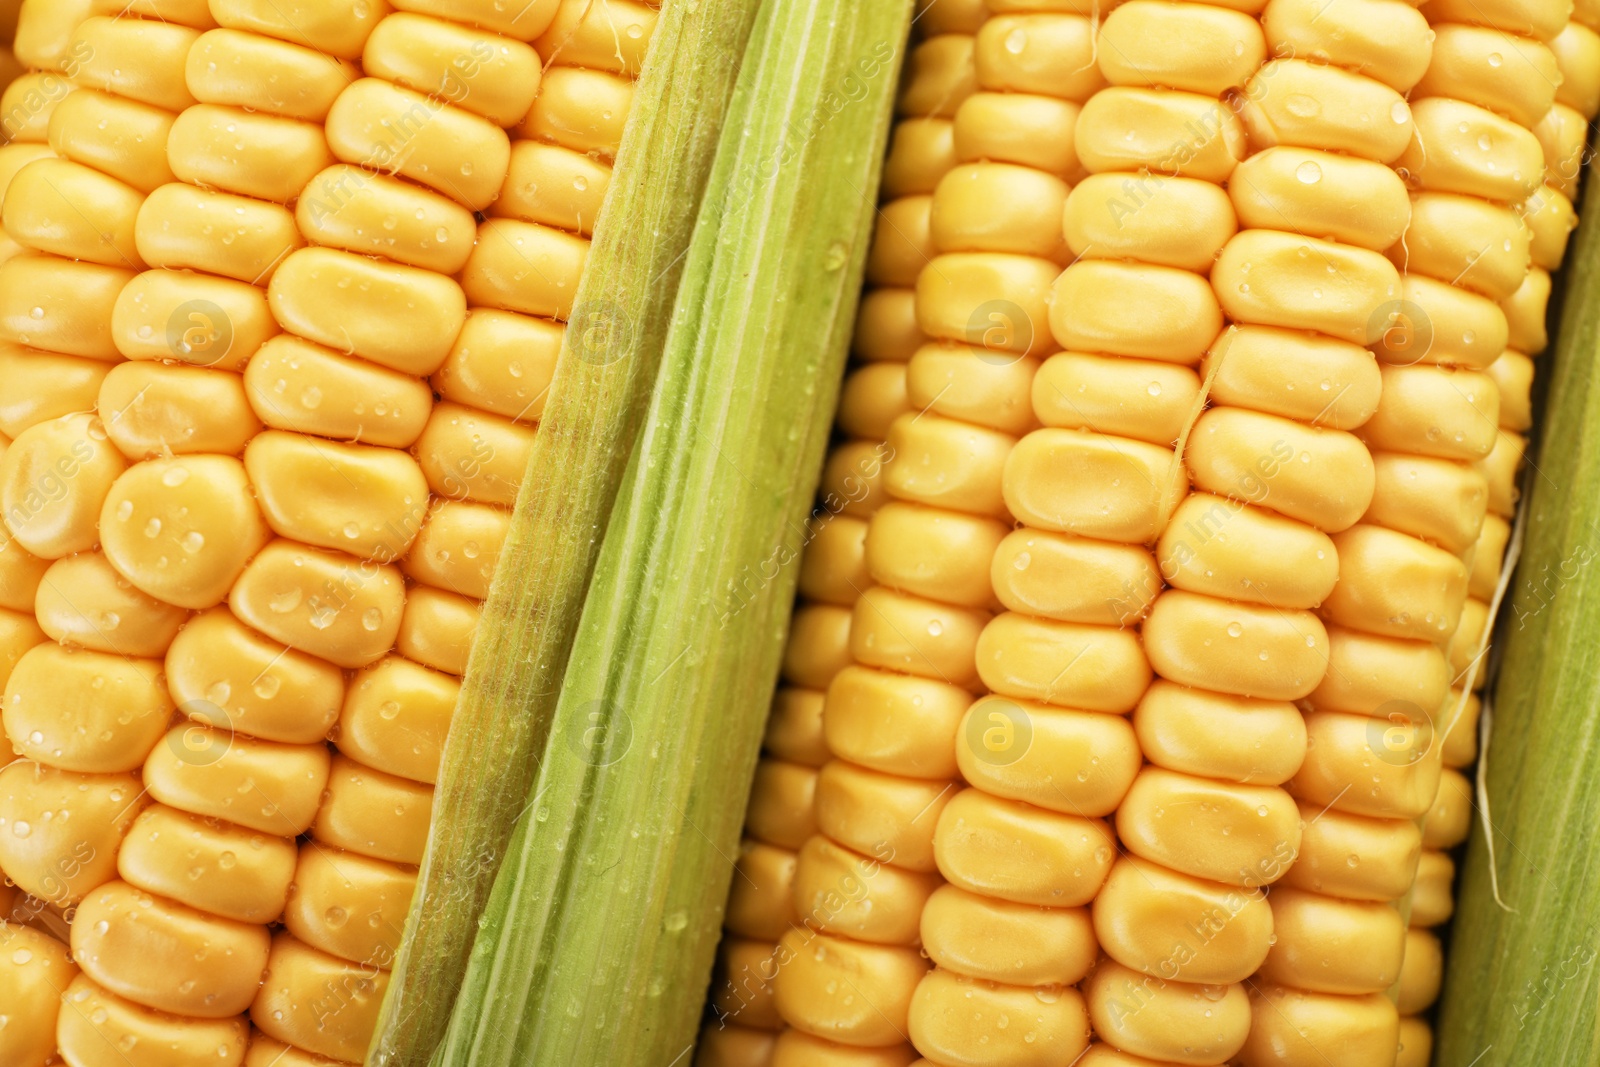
[430,0,912,1062]
[1434,174,1600,1065]
[368,3,759,1062]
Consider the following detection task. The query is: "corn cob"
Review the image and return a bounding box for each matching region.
[696,5,982,1063]
[0,0,658,1062]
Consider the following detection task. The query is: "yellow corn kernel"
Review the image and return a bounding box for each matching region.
[1259,889,1404,994]
[36,552,187,656]
[1321,525,1468,643]
[1290,711,1443,819]
[764,687,830,767]
[1092,854,1273,982]
[1397,928,1442,1013]
[168,106,334,204]
[1229,148,1410,253]
[1553,20,1600,112]
[99,454,268,609]
[1133,681,1307,786]
[915,252,1055,356]
[1262,0,1432,91]
[819,440,892,519]
[93,0,218,26]
[1279,802,1421,901]
[1143,592,1329,701]
[1409,850,1455,927]
[882,117,957,198]
[295,165,474,274]
[697,1023,777,1067]
[364,13,540,127]
[711,937,780,1029]
[953,92,1080,176]
[167,607,343,745]
[863,502,1000,609]
[0,762,140,904]
[1412,24,1559,127]
[244,432,427,562]
[1488,350,1535,432]
[230,541,404,669]
[921,883,1096,985]
[71,879,270,1017]
[4,644,171,773]
[1400,97,1545,201]
[1159,494,1339,610]
[1396,1017,1433,1067]
[99,367,253,465]
[1309,626,1450,716]
[1085,958,1251,1065]
[726,840,800,941]
[1423,767,1473,850]
[977,612,1151,712]
[71,16,199,113]
[1360,364,1500,461]
[782,604,852,688]
[1394,193,1531,301]
[210,0,388,60]
[1503,266,1552,354]
[770,1032,913,1066]
[47,89,176,193]
[743,760,818,850]
[1237,984,1399,1067]
[1065,173,1236,272]
[112,268,277,371]
[1535,102,1588,196]
[1117,770,1301,886]
[1053,261,1224,362]
[1480,428,1525,517]
[1077,88,1245,181]
[117,804,296,924]
[956,696,1140,816]
[186,29,358,123]
[1523,184,1578,269]
[252,932,389,1061]
[898,35,977,119]
[430,310,559,425]
[57,974,252,1067]
[0,413,124,558]
[535,0,656,75]
[313,754,431,864]
[460,218,589,320]
[518,66,634,159]
[990,528,1160,627]
[244,338,431,449]
[336,655,456,784]
[1422,0,1570,39]
[268,247,466,376]
[1215,230,1400,344]
[0,921,78,1067]
[910,969,1091,1065]
[391,0,559,40]
[823,664,968,780]
[1204,326,1381,431]
[0,347,112,439]
[815,760,953,872]
[794,835,940,945]
[934,787,1115,906]
[1375,273,1511,370]
[975,15,1098,98]
[775,930,927,1048]
[884,411,1014,515]
[145,725,330,836]
[1364,453,1489,556]
[0,530,49,611]
[395,584,478,675]
[284,845,414,965]
[0,608,46,689]
[0,256,136,361]
[134,183,302,283]
[1447,595,1492,682]
[1103,1,1265,93]
[1442,689,1482,767]
[2,159,143,268]
[0,72,76,144]
[493,141,611,237]
[1471,511,1513,598]
[1188,408,1376,532]
[403,499,508,601]
[12,0,95,70]
[1239,60,1414,162]
[1004,428,1184,543]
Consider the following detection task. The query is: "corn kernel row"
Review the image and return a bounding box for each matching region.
[696,6,987,1064]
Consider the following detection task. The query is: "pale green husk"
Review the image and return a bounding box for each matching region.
[1434,173,1600,1065]
[369,3,759,1062]
[427,0,912,1062]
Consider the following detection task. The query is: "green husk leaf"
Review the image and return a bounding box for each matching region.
[428,0,913,1062]
[369,3,759,1062]
[1434,174,1600,1065]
